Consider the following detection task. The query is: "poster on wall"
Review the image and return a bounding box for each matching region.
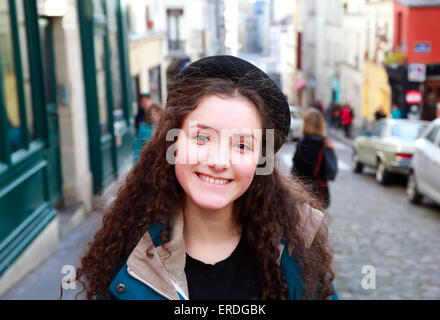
[408,64,426,82]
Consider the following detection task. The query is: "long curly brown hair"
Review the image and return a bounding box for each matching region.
[72,74,335,300]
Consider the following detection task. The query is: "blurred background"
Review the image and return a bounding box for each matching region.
[0,0,439,300]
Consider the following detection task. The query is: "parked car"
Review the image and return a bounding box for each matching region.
[407,118,440,205]
[288,105,304,141]
[352,118,429,185]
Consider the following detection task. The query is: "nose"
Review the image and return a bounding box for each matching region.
[204,143,231,171]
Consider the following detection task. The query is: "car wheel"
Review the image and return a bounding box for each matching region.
[352,152,363,173]
[376,160,390,185]
[407,172,423,204]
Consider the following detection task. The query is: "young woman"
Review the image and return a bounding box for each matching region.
[74,56,338,300]
[292,108,336,209]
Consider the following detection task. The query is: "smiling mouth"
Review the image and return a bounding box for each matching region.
[196,173,233,185]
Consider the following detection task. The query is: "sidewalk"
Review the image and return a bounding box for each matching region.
[0,212,103,300]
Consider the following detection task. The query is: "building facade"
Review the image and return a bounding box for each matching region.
[126,0,167,107]
[362,0,394,120]
[161,0,226,80]
[340,0,367,128]
[296,0,344,109]
[0,0,133,295]
[387,0,440,120]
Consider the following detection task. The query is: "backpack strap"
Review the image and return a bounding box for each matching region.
[313,141,325,178]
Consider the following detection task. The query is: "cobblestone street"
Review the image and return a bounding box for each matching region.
[3,131,440,300]
[279,134,440,299]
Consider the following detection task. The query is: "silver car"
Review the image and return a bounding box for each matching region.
[288,106,304,141]
[407,118,440,205]
[352,119,429,185]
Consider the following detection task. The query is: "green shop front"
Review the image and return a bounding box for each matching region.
[0,0,133,282]
[78,0,133,193]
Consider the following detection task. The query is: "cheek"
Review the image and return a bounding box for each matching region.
[175,162,188,185]
[234,163,257,188]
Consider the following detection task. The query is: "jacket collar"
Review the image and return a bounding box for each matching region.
[125,204,324,300]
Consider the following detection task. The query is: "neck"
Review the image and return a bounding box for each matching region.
[182,197,241,246]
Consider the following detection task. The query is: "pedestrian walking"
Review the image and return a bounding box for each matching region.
[390,104,402,119]
[374,106,387,122]
[331,104,342,129]
[340,104,353,138]
[72,55,338,301]
[135,93,153,131]
[133,103,164,164]
[292,108,338,209]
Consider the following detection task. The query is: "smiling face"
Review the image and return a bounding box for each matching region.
[174,94,263,211]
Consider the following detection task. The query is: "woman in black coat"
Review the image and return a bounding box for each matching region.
[292,108,335,209]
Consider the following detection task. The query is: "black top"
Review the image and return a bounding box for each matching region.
[184,235,260,300]
[292,135,330,207]
[292,135,326,181]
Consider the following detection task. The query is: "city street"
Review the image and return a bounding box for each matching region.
[278,132,440,299]
[1,0,440,303]
[3,131,440,300]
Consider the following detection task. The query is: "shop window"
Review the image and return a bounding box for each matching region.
[93,0,105,14]
[0,0,35,153]
[94,34,109,136]
[17,0,35,141]
[107,0,123,123]
[1,0,21,152]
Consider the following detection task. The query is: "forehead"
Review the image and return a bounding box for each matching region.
[182,95,262,130]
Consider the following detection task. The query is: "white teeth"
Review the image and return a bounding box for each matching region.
[198,174,229,185]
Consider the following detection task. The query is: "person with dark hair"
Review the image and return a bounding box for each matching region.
[133,103,164,164]
[292,108,337,209]
[135,93,153,130]
[73,56,338,300]
[374,106,387,121]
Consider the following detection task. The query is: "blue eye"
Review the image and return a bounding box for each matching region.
[194,134,209,143]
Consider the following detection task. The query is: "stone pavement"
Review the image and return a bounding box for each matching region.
[1,212,102,300]
[326,131,440,300]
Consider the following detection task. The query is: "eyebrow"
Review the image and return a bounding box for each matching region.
[190,123,257,141]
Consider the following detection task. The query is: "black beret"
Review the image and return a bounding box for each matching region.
[175,55,290,152]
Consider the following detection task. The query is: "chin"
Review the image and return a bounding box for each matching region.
[193,196,232,211]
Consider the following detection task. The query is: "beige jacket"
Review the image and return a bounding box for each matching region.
[110,204,324,300]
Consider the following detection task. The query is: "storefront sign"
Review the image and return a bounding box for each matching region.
[415,42,431,53]
[405,90,422,104]
[408,64,426,82]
